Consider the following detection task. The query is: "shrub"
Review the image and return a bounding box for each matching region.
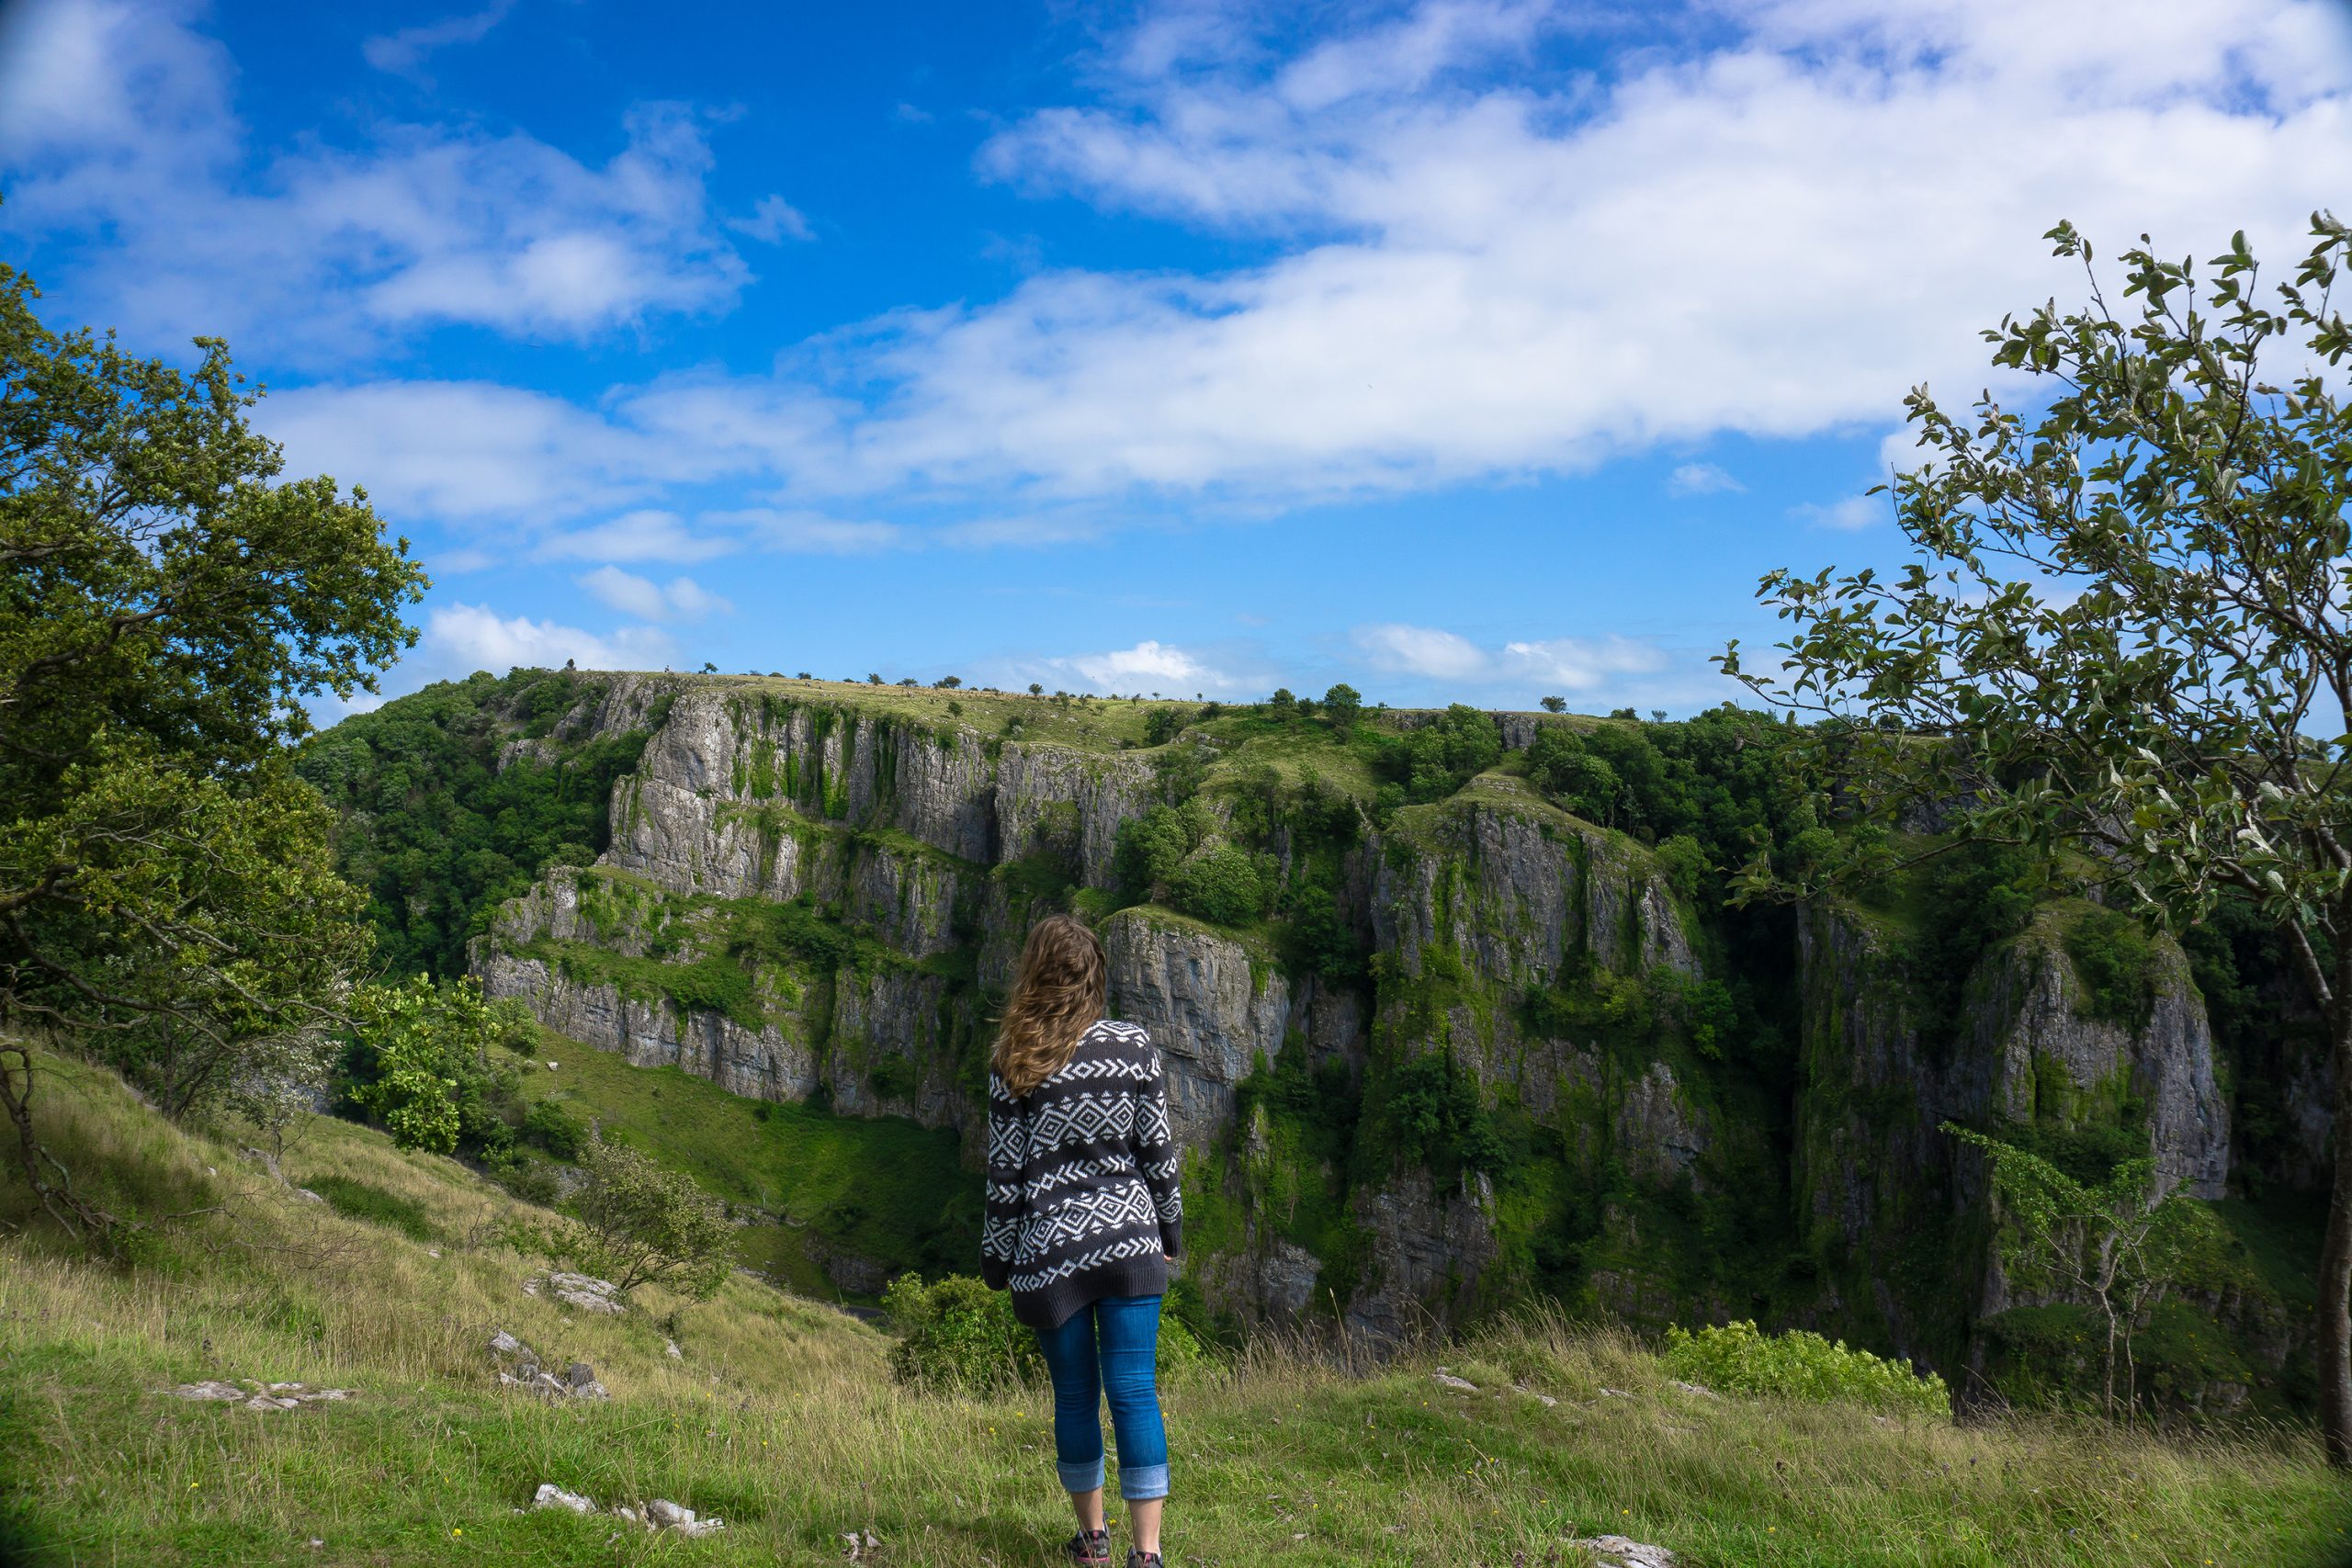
[1661,1320,1951,1416]
[1167,845,1268,927]
[882,1273,1212,1391]
[883,1272,1041,1391]
[521,1098,586,1160]
[567,1134,733,1299]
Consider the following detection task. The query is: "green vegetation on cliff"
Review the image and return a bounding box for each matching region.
[298,669,671,977]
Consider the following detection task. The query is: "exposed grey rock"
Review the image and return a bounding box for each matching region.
[534,1271,625,1314]
[646,1499,724,1535]
[1431,1372,1478,1393]
[1573,1536,1678,1566]
[1618,1063,1709,1190]
[1344,1168,1499,1343]
[532,1483,594,1514]
[1101,906,1290,1153]
[173,1381,246,1402]
[489,1330,522,1356]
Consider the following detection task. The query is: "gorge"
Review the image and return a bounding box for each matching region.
[300,666,2324,1418]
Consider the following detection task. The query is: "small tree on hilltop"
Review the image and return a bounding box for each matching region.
[1723,215,2352,1462]
[1540,695,1567,714]
[568,1134,732,1299]
[1323,683,1362,726]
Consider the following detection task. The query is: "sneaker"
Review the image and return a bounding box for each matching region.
[1062,1528,1111,1565]
[1126,1551,1163,1568]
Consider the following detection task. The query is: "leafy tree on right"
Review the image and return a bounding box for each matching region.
[1723,215,2352,1463]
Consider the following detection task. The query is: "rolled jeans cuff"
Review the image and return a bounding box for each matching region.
[1115,1462,1169,1502]
[1057,1456,1104,1494]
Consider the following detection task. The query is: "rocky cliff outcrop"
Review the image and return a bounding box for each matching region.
[452,677,2294,1400]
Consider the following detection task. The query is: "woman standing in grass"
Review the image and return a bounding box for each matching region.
[982,914,1183,1568]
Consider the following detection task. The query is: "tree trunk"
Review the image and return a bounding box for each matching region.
[2322,1003,2352,1468]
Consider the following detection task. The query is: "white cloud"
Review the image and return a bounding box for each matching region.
[708,509,910,554]
[1355,622,1668,691]
[575,566,736,620]
[1792,493,1884,530]
[1667,462,1745,497]
[277,0,2347,513]
[537,512,742,563]
[865,0,2351,500]
[1354,623,1490,682]
[266,382,682,523]
[1057,639,1239,694]
[363,0,514,78]
[0,2,748,361]
[730,194,816,243]
[41,0,2349,530]
[414,602,679,679]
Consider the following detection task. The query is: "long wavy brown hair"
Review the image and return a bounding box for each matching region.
[992,914,1108,1096]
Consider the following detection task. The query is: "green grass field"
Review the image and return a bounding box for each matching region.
[3,1053,2347,1567]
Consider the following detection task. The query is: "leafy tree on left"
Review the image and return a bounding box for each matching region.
[0,255,426,1243]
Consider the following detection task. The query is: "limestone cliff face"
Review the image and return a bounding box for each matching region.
[1099,907,1289,1156]
[1793,899,2254,1394]
[462,680,2278,1388]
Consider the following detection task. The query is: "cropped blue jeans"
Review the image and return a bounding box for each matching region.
[1033,1294,1169,1502]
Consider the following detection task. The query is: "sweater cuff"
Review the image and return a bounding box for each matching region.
[981,1257,1011,1291]
[1158,1219,1182,1261]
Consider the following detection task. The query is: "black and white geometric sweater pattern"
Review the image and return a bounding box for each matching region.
[981,1019,1183,1330]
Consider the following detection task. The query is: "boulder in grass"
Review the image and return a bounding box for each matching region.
[174,1381,247,1402]
[646,1499,725,1535]
[1431,1372,1478,1393]
[1572,1538,1678,1568]
[531,1483,594,1515]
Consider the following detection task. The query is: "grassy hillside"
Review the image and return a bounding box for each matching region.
[4,1057,2347,1566]
[511,1031,978,1299]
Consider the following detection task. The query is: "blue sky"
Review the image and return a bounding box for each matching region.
[4,0,2348,715]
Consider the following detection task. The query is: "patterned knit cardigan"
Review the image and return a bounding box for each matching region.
[981,1018,1184,1330]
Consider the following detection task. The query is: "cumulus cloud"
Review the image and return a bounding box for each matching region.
[1019,639,1257,696]
[575,566,736,620]
[0,0,749,361]
[1667,462,1746,497]
[413,603,679,680]
[1069,639,1227,691]
[243,0,2351,517]
[1354,622,1669,692]
[1352,623,1490,682]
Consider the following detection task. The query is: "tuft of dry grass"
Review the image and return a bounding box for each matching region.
[4,1060,2347,1566]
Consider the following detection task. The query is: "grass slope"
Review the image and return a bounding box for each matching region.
[4,1057,2347,1566]
[513,1032,979,1299]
